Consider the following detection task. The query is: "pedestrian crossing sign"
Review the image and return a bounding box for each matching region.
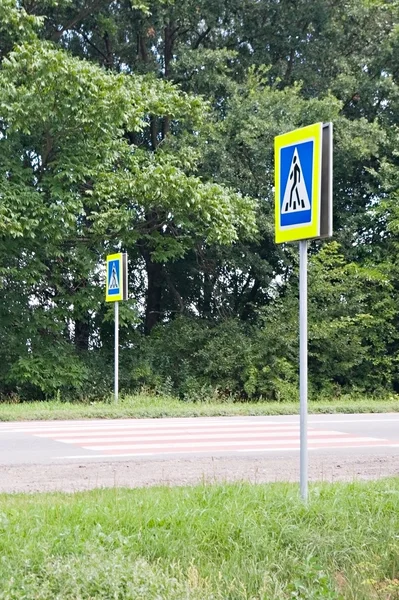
[274,122,332,243]
[105,253,128,302]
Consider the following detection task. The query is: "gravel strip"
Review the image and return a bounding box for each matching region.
[1,454,399,493]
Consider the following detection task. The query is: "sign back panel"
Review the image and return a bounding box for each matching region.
[320,122,333,239]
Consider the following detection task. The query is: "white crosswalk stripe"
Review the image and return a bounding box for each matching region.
[2,417,398,458]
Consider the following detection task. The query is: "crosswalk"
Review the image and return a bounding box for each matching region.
[1,417,398,459]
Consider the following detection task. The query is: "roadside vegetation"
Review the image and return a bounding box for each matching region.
[0,392,399,422]
[1,479,399,599]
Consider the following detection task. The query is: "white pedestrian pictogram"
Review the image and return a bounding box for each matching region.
[282,148,311,213]
[108,264,119,290]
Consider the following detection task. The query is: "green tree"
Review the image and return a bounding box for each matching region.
[22,0,398,323]
[0,39,255,397]
[3,0,399,397]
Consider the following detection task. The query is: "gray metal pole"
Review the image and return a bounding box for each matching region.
[299,239,308,502]
[114,300,119,403]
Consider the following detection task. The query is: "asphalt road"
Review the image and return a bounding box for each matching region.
[1,413,399,492]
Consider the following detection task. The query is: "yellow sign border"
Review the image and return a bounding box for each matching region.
[274,123,322,244]
[106,253,124,302]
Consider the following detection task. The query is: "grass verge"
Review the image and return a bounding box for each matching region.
[1,479,399,599]
[0,393,398,421]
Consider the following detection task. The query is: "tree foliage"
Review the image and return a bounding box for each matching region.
[0,0,399,399]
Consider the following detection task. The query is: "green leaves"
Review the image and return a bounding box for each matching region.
[2,0,399,398]
[0,35,258,397]
[93,146,256,258]
[0,0,42,59]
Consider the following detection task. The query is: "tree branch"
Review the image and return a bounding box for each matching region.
[80,31,109,63]
[50,0,109,41]
[193,26,212,50]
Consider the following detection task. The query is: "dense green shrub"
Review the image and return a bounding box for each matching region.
[0,245,397,402]
[122,245,398,402]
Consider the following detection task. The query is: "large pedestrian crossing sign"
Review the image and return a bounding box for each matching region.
[275,122,332,243]
[105,253,128,302]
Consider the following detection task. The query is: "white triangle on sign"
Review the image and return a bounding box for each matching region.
[108,265,119,290]
[282,147,311,214]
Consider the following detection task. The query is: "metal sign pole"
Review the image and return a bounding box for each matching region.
[114,300,119,403]
[106,252,128,402]
[275,123,332,502]
[299,239,308,502]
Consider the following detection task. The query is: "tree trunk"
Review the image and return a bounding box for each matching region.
[144,256,164,335]
[240,279,260,321]
[161,22,174,139]
[75,316,90,351]
[202,272,213,318]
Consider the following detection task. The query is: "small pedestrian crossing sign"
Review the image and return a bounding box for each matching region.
[105,253,128,302]
[275,122,332,243]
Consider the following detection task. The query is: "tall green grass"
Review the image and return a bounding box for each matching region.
[0,392,398,421]
[1,480,399,598]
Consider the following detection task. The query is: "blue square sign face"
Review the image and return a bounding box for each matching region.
[280,140,314,227]
[107,259,120,296]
